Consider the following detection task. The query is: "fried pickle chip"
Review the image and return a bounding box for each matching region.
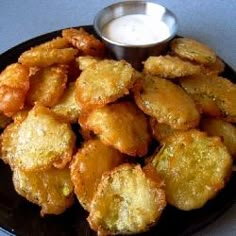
[170,37,216,64]
[75,60,136,110]
[143,55,201,78]
[133,74,200,130]
[180,74,236,122]
[187,93,222,117]
[70,139,125,211]
[151,129,232,210]
[0,63,30,116]
[27,66,67,107]
[1,104,75,171]
[13,167,74,216]
[76,56,100,71]
[150,118,177,143]
[52,83,81,123]
[79,101,151,157]
[18,47,78,67]
[200,117,236,158]
[62,28,105,57]
[34,37,70,50]
[0,122,19,166]
[88,164,166,235]
[201,57,225,75]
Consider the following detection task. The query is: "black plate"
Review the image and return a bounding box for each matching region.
[0,25,236,236]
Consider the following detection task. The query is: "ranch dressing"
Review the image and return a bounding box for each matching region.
[102,14,171,45]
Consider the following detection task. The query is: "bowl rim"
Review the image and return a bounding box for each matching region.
[93,0,178,48]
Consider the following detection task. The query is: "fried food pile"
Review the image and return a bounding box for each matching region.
[0,27,235,235]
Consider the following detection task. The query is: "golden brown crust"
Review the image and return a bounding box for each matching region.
[180,74,236,122]
[70,139,125,211]
[188,93,222,117]
[201,57,225,75]
[52,82,81,123]
[79,101,151,157]
[76,56,100,71]
[1,104,75,171]
[200,117,236,158]
[0,63,30,117]
[170,37,216,64]
[143,55,201,78]
[150,118,177,143]
[133,74,200,130]
[62,28,105,57]
[33,37,70,50]
[88,164,166,235]
[152,129,232,210]
[13,167,74,216]
[18,47,78,67]
[75,59,136,111]
[1,122,20,167]
[27,66,67,107]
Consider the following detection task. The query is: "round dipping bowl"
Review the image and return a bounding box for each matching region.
[94,1,178,69]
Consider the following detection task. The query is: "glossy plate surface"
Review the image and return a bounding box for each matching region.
[0,25,236,236]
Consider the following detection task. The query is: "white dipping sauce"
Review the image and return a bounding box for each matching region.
[102,14,171,45]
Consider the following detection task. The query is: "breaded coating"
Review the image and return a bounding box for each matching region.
[180,74,236,122]
[201,57,225,75]
[0,122,19,166]
[27,66,67,107]
[70,139,124,211]
[1,105,75,171]
[79,101,151,157]
[200,117,236,158]
[150,118,177,143]
[171,37,216,64]
[143,55,201,78]
[52,83,81,123]
[152,129,232,210]
[0,63,29,116]
[34,37,70,50]
[13,167,74,216]
[12,108,30,123]
[0,113,12,129]
[88,164,166,235]
[133,74,200,130]
[18,47,78,67]
[187,93,222,117]
[62,28,105,57]
[75,60,136,111]
[76,56,100,71]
